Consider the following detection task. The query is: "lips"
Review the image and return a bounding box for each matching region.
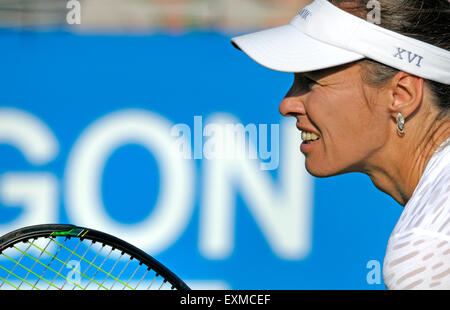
[296,123,321,143]
[301,131,320,142]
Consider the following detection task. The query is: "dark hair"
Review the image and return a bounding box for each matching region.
[329,0,450,119]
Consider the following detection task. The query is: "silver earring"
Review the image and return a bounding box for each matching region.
[396,112,405,136]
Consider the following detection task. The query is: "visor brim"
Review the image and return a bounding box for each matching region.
[231,24,365,73]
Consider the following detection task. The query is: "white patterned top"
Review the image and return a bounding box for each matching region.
[383,138,450,289]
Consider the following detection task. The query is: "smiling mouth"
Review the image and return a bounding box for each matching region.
[301,131,321,144]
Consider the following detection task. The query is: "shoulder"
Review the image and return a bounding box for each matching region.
[383,229,450,289]
[414,143,450,205]
[383,142,450,289]
[394,144,450,233]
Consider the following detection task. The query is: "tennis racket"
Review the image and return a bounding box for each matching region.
[0,224,190,290]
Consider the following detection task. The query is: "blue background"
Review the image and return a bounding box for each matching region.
[0,29,403,289]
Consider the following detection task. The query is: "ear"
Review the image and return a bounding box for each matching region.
[387,71,424,120]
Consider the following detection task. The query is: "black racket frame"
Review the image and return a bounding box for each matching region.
[0,224,190,290]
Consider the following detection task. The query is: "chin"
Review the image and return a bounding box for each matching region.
[304,161,353,178]
[304,162,336,178]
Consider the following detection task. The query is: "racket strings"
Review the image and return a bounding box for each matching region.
[0,236,173,290]
[0,241,32,289]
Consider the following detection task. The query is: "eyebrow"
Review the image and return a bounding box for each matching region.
[306,68,333,80]
[303,72,320,81]
[295,72,322,82]
[300,63,353,80]
[295,69,328,82]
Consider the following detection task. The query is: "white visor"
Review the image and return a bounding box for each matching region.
[231,0,450,85]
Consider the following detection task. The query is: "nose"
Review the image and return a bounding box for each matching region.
[279,77,310,118]
[279,94,306,118]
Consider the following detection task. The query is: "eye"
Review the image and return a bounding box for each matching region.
[291,73,321,93]
[293,74,319,92]
[303,76,318,89]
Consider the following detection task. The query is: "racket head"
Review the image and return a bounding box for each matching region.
[0,224,190,290]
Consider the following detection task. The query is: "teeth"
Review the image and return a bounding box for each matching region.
[301,131,320,141]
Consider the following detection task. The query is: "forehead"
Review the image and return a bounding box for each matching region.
[299,62,361,80]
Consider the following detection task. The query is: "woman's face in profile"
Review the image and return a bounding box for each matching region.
[279,63,392,177]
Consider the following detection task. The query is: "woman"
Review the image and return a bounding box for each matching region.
[231,0,449,289]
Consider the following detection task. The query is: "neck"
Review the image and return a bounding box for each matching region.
[365,121,450,206]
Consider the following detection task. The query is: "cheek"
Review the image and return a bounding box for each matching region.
[306,91,383,167]
[307,91,367,141]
